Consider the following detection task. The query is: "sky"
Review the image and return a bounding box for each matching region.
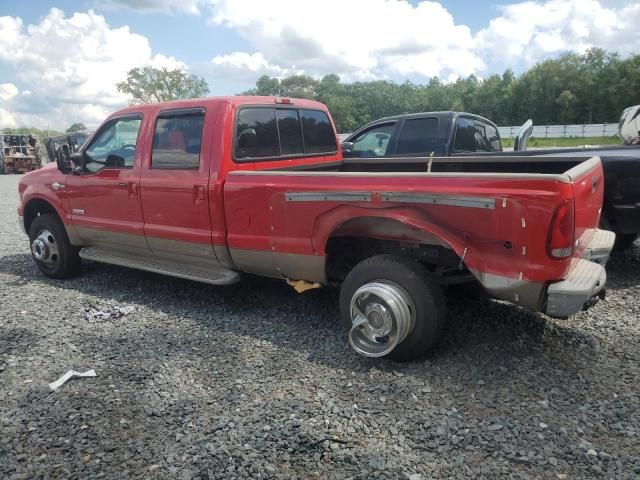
[1,0,639,129]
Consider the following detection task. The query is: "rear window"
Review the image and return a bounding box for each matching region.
[276,109,303,155]
[396,117,439,155]
[482,122,501,151]
[235,106,336,161]
[453,117,477,152]
[300,109,337,154]
[236,108,279,159]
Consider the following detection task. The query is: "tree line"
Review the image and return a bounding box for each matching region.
[8,48,638,136]
[241,49,640,132]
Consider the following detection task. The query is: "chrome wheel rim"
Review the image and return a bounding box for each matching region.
[31,229,59,267]
[348,281,416,357]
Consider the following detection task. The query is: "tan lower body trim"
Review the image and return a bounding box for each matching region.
[229,248,326,283]
[64,225,327,284]
[470,269,545,311]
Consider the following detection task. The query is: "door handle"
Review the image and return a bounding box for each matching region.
[194,185,205,204]
[118,182,127,188]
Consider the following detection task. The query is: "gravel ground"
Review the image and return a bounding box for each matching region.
[1,173,639,479]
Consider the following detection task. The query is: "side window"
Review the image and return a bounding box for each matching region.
[350,123,395,157]
[473,123,490,151]
[476,121,502,152]
[276,109,303,155]
[300,109,337,154]
[453,117,477,153]
[84,117,141,172]
[152,112,204,169]
[396,117,439,155]
[235,108,278,159]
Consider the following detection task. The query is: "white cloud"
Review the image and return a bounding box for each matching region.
[476,0,640,68]
[209,0,484,81]
[203,0,640,84]
[0,8,185,129]
[206,52,288,82]
[0,83,19,101]
[95,0,202,14]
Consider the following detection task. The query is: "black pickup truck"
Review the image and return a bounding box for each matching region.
[342,111,640,248]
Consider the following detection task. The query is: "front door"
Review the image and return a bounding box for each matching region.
[139,107,220,268]
[66,114,149,254]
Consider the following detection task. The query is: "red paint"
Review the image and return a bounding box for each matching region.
[18,96,605,288]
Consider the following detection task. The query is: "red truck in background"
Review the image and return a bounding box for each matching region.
[17,96,614,361]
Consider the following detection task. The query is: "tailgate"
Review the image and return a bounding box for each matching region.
[566,156,605,256]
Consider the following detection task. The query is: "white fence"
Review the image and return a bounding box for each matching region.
[498,123,618,139]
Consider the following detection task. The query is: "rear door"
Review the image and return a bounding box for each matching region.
[393,116,442,156]
[66,114,148,253]
[139,106,220,266]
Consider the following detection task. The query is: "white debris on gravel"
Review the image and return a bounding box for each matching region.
[1,174,639,479]
[48,369,97,391]
[84,304,135,323]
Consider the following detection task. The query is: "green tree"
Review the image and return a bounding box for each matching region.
[66,123,87,133]
[555,90,577,124]
[116,66,209,104]
[238,49,639,131]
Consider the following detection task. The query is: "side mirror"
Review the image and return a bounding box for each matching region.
[55,145,73,174]
[341,142,354,155]
[514,119,533,152]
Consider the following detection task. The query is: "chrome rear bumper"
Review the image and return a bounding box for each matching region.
[545,229,615,318]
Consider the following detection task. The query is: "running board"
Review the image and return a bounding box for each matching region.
[79,247,240,285]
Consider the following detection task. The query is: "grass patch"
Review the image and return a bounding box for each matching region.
[502,136,621,148]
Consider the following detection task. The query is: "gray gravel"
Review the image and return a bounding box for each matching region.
[1,173,639,479]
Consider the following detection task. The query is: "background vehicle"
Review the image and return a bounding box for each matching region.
[18,97,613,360]
[44,131,91,167]
[618,105,640,145]
[342,111,640,247]
[1,133,42,174]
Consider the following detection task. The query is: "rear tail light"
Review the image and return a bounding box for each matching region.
[547,199,575,259]
[275,97,293,104]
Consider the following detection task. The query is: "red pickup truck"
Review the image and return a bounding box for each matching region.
[18,96,614,360]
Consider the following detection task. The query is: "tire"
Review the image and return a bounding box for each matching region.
[339,254,446,361]
[28,214,81,279]
[614,233,639,250]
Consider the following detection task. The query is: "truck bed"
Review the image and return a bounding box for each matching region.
[264,154,589,176]
[225,155,606,316]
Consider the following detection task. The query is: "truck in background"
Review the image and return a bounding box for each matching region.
[1,133,42,174]
[44,131,91,167]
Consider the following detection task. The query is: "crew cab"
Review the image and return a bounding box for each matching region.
[342,111,640,248]
[18,97,614,360]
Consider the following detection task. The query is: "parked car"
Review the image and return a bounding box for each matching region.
[342,111,640,248]
[18,97,614,360]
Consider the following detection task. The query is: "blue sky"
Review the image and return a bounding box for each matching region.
[1,0,639,128]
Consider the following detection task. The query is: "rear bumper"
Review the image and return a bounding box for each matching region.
[545,229,615,318]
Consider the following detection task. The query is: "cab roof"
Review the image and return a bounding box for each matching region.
[108,96,328,119]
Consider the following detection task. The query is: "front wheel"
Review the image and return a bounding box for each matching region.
[339,254,446,361]
[28,214,80,279]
